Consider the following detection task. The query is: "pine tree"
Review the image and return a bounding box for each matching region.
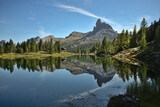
[27,40,31,52]
[31,39,36,52]
[141,18,148,29]
[36,44,39,52]
[139,18,147,49]
[54,41,61,53]
[39,39,43,51]
[102,36,108,53]
[16,42,21,53]
[20,48,23,53]
[0,46,4,55]
[9,39,14,53]
[139,29,147,49]
[5,42,9,53]
[155,25,160,42]
[49,39,54,54]
[130,25,137,48]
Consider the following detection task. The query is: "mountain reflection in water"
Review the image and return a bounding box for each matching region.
[0,55,160,107]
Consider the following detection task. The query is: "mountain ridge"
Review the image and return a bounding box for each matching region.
[6,19,118,52]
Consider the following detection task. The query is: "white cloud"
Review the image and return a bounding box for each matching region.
[56,4,114,24]
[38,26,51,37]
[55,4,151,33]
[55,4,127,32]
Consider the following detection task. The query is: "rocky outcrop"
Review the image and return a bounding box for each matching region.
[62,19,118,51]
[25,19,117,52]
[65,31,88,38]
[107,95,140,107]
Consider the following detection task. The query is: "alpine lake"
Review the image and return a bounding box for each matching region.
[0,55,160,107]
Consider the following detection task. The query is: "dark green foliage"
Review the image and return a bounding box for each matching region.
[0,46,4,54]
[139,18,147,49]
[39,39,43,51]
[130,25,138,48]
[90,17,160,54]
[139,29,147,49]
[31,39,36,52]
[155,25,160,42]
[16,42,21,53]
[9,39,14,53]
[49,39,54,54]
[54,41,61,53]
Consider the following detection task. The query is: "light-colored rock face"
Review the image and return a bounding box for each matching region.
[27,19,117,51]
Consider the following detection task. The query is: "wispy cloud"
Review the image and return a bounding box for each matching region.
[56,4,114,24]
[55,4,129,32]
[54,4,151,33]
[38,26,51,37]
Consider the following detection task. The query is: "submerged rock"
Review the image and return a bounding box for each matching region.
[107,95,140,107]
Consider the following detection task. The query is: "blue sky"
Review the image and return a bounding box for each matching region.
[0,0,160,43]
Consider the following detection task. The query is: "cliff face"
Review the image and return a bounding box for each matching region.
[27,19,117,52]
[61,19,117,51]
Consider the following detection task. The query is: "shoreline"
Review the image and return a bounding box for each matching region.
[0,52,76,59]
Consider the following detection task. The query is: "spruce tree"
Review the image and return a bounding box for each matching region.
[49,39,54,54]
[102,36,108,53]
[31,39,36,52]
[139,18,147,49]
[54,41,61,53]
[130,25,137,48]
[39,39,43,51]
[16,42,21,53]
[155,25,160,42]
[9,39,14,53]
[0,46,4,55]
[27,40,31,52]
[139,29,147,49]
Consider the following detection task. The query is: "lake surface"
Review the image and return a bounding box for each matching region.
[0,56,160,107]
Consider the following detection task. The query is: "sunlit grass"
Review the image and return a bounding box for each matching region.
[0,51,76,59]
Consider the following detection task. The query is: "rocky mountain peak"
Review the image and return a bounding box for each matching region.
[66,31,88,38]
[44,35,55,39]
[93,19,113,33]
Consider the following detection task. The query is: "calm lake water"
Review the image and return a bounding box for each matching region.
[0,56,159,107]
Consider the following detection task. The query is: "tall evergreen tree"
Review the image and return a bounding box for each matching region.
[49,39,54,54]
[139,18,147,49]
[102,36,108,53]
[141,18,148,29]
[9,39,14,53]
[130,25,137,48]
[0,46,4,55]
[54,41,61,53]
[27,40,31,52]
[139,29,147,49]
[31,39,36,52]
[16,42,21,53]
[39,39,43,51]
[155,25,160,42]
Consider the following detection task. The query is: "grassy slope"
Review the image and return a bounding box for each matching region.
[0,51,76,59]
